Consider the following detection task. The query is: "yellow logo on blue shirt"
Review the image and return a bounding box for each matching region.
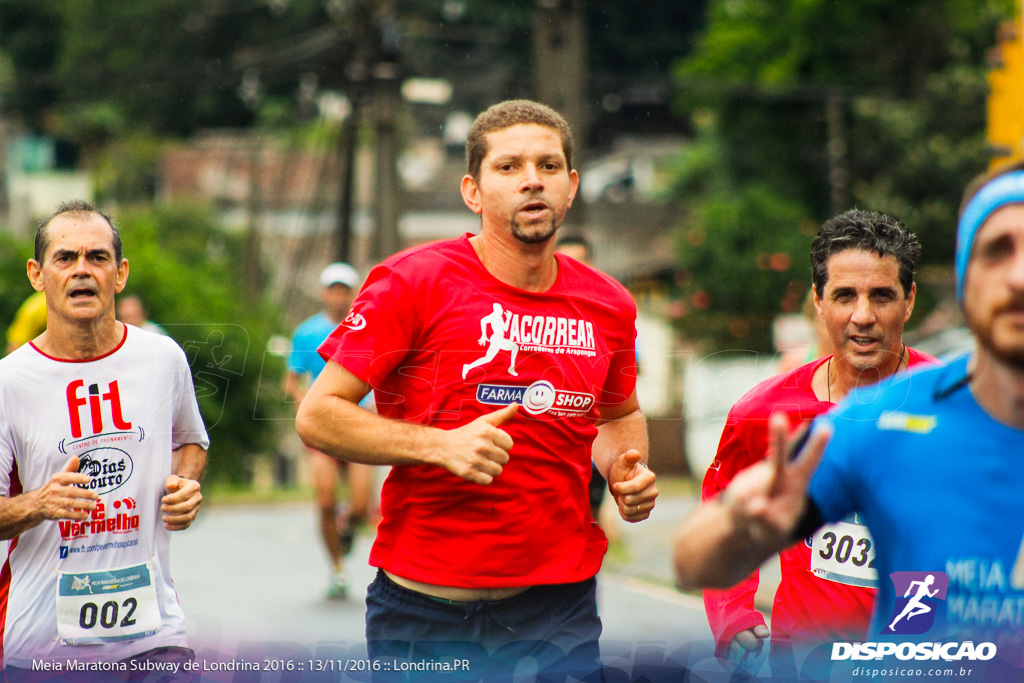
[876,411,937,434]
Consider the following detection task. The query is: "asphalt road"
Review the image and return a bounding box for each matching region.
[170,501,731,680]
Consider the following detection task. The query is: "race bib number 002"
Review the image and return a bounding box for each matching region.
[810,520,879,588]
[56,562,162,645]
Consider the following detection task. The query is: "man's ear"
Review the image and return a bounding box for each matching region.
[27,260,44,293]
[904,282,916,322]
[461,175,483,215]
[566,169,579,209]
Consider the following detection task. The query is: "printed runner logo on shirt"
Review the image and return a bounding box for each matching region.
[462,302,596,380]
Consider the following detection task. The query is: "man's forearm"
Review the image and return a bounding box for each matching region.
[296,394,444,467]
[673,495,795,591]
[592,407,647,480]
[172,443,207,481]
[283,371,308,406]
[0,493,45,541]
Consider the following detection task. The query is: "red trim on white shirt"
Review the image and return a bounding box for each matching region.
[28,324,128,363]
[0,459,23,668]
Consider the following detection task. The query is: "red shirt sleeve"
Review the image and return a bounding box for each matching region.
[701,410,770,657]
[598,297,638,409]
[318,261,417,388]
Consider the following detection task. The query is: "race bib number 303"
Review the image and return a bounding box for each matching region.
[56,562,162,645]
[809,520,879,588]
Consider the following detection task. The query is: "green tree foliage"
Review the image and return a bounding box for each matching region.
[671,0,1013,350]
[115,203,286,484]
[0,0,336,137]
[0,236,36,336]
[669,113,815,350]
[0,205,286,483]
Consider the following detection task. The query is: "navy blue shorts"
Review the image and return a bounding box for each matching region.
[365,570,602,682]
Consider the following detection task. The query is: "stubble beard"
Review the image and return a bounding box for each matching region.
[966,307,1024,371]
[510,217,560,245]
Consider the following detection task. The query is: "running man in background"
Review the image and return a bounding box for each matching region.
[555,235,592,265]
[775,288,833,375]
[285,262,374,600]
[673,162,1024,667]
[555,235,615,530]
[117,294,166,335]
[695,209,936,675]
[0,200,208,673]
[297,100,657,680]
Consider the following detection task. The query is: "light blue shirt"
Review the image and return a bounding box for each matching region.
[287,312,337,379]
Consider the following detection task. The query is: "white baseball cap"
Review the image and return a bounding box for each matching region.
[319,262,359,289]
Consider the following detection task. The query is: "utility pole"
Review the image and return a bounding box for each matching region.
[531,0,587,155]
[332,0,404,264]
[239,68,266,303]
[333,102,361,265]
[371,62,402,260]
[532,0,587,226]
[824,91,849,216]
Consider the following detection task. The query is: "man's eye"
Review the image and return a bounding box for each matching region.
[982,241,1013,261]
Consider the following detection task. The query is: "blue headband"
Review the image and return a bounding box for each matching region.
[957,170,1024,301]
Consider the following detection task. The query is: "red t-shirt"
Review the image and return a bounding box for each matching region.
[318,234,637,588]
[701,348,937,656]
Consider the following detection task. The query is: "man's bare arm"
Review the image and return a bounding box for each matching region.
[673,414,831,590]
[0,456,98,540]
[592,391,657,522]
[283,370,308,405]
[163,443,207,531]
[296,360,518,485]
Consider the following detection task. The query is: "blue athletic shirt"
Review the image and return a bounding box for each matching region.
[808,352,1024,641]
[288,312,337,378]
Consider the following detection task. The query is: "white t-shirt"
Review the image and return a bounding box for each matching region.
[0,324,209,668]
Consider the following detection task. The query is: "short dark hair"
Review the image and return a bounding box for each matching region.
[811,209,920,297]
[465,100,574,180]
[35,199,122,263]
[555,235,592,257]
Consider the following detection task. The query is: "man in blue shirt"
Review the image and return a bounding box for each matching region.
[286,262,374,599]
[673,163,1024,676]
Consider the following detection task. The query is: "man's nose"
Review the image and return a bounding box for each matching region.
[520,164,543,192]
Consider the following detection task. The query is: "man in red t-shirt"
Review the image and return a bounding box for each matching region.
[296,100,657,679]
[697,209,937,675]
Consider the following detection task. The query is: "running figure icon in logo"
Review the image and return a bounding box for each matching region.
[888,573,941,632]
[462,303,519,379]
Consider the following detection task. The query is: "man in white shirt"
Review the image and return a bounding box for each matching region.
[0,200,209,675]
